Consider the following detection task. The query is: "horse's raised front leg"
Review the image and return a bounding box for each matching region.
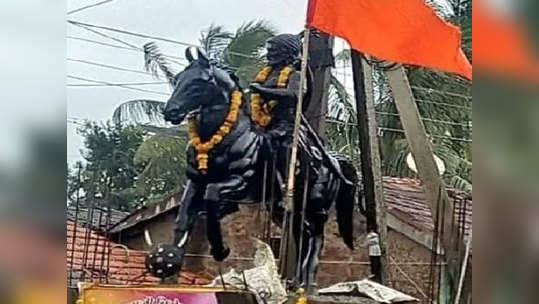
[204,172,252,261]
[172,180,203,269]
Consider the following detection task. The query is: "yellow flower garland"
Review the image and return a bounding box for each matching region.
[187,90,242,171]
[250,65,294,127]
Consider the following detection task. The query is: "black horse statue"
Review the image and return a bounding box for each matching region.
[145,48,359,288]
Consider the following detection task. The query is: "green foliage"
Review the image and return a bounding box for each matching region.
[325,1,472,194]
[131,134,189,203]
[200,20,276,87]
[67,121,146,211]
[68,122,192,211]
[325,75,360,164]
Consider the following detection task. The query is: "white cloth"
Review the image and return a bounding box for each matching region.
[318,279,418,303]
[367,232,381,257]
[206,239,287,304]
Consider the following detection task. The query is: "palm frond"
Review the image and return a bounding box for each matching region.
[132,135,189,203]
[325,74,361,161]
[139,125,187,139]
[334,49,351,63]
[112,99,167,126]
[447,175,472,194]
[426,0,453,19]
[143,42,176,85]
[223,20,275,83]
[328,74,356,121]
[199,24,233,60]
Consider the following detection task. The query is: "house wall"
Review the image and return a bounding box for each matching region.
[116,211,178,250]
[118,205,440,303]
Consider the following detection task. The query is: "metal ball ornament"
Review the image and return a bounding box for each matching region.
[145,244,183,279]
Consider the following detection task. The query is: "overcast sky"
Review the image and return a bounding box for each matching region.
[67,0,310,163]
[66,0,455,164]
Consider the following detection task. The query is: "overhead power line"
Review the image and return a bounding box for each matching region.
[377,127,472,143]
[67,35,140,52]
[67,35,187,63]
[70,21,140,49]
[67,20,259,59]
[415,99,471,110]
[410,86,472,100]
[67,58,155,76]
[375,111,472,128]
[68,81,168,87]
[69,24,188,67]
[325,119,472,143]
[67,0,115,15]
[68,75,169,96]
[68,20,198,47]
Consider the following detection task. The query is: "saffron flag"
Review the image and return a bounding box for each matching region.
[307,0,472,80]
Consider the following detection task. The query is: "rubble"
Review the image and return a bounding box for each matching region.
[206,238,288,304]
[318,279,418,303]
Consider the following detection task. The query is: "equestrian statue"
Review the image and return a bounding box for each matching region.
[144,33,360,289]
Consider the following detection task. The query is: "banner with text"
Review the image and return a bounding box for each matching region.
[78,284,220,304]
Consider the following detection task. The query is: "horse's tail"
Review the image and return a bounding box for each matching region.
[332,153,359,250]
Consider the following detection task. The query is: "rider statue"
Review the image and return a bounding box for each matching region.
[146,37,357,290]
[249,34,331,287]
[249,33,304,187]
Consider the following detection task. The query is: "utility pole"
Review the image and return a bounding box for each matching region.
[304,33,334,136]
[351,50,390,284]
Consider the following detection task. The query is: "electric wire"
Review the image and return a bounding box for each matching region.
[68,81,168,87]
[68,20,259,60]
[68,58,155,76]
[68,24,187,67]
[375,111,472,128]
[68,0,115,15]
[325,119,472,143]
[67,35,187,62]
[410,86,472,100]
[68,75,169,96]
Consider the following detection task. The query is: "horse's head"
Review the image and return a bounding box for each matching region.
[163,48,236,125]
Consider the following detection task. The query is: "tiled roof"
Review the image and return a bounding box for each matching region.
[109,192,180,234]
[66,205,129,231]
[382,177,472,241]
[66,220,210,288]
[110,177,472,244]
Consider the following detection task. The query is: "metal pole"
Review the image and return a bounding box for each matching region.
[68,163,83,287]
[454,232,472,304]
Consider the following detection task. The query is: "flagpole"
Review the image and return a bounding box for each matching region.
[286,27,310,214]
[279,26,311,281]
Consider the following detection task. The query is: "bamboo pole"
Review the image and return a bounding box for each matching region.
[279,26,311,280]
[285,27,311,214]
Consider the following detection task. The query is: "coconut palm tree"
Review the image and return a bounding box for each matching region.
[325,0,472,193]
[112,20,275,126]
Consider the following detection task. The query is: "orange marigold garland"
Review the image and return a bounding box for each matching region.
[187,90,242,171]
[250,66,294,127]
